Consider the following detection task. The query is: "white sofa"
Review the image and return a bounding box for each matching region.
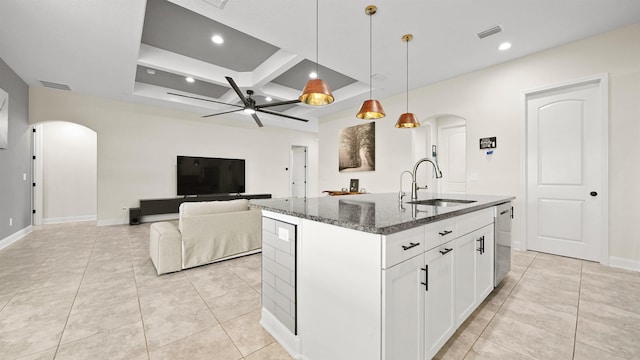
[149,199,261,275]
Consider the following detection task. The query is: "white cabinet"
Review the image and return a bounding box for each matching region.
[475,224,494,301]
[382,253,425,360]
[382,240,456,360]
[382,208,496,360]
[453,224,495,327]
[454,231,477,326]
[424,241,456,359]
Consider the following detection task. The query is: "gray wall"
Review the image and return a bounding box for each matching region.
[0,57,31,240]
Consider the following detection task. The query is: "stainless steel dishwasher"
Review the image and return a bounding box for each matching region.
[494,202,513,286]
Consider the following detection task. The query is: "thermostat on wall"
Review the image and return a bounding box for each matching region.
[479,137,497,149]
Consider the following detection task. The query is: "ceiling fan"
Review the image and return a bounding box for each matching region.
[168,76,309,127]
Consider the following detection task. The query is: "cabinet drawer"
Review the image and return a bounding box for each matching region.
[382,226,425,269]
[425,218,456,250]
[456,208,494,237]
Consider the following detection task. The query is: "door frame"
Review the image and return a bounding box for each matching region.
[520,73,609,264]
[290,145,308,198]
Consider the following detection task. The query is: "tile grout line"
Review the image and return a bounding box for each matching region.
[52,230,98,359]
[460,251,538,360]
[129,229,152,360]
[571,260,584,360]
[184,265,247,358]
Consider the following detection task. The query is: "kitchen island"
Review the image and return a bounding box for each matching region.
[251,192,514,360]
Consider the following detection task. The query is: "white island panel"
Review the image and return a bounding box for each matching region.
[298,219,382,360]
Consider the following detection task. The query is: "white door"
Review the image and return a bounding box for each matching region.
[526,77,607,262]
[439,125,466,194]
[291,146,307,198]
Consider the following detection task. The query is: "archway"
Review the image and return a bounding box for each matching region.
[32,121,97,225]
[414,114,467,194]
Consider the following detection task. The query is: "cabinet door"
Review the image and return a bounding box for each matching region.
[424,241,455,359]
[454,232,477,326]
[382,254,425,360]
[476,224,495,301]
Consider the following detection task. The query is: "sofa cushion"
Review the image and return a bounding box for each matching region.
[179,199,250,232]
[180,199,249,216]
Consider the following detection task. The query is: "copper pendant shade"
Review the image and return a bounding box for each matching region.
[395,113,420,128]
[356,5,385,120]
[299,0,334,106]
[300,78,334,106]
[395,34,421,128]
[356,99,385,120]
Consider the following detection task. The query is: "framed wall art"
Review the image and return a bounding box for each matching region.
[338,122,375,172]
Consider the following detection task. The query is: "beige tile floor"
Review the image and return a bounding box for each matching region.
[0,222,639,359]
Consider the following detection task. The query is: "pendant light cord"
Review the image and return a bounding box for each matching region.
[316,0,319,76]
[406,37,409,113]
[369,11,373,100]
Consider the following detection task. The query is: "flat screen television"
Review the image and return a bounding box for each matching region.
[177,156,245,196]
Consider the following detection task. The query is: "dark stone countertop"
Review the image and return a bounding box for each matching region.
[250,193,514,235]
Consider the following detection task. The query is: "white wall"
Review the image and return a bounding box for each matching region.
[29,90,320,225]
[319,23,640,266]
[39,121,97,223]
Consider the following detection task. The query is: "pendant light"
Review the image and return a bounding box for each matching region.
[395,34,420,128]
[299,0,334,106]
[356,5,385,120]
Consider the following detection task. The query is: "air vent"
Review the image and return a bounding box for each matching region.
[201,0,228,9]
[476,25,503,39]
[40,80,71,91]
[371,73,389,82]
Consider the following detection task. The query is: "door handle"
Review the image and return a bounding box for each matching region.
[402,242,420,251]
[421,266,428,291]
[476,236,485,254]
[439,248,453,255]
[438,230,453,236]
[590,191,598,197]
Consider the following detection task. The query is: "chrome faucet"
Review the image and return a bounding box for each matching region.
[411,158,443,200]
[398,170,414,200]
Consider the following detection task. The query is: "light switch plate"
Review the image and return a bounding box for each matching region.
[278,228,289,241]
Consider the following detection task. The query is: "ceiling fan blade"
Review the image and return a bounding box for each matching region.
[167,92,242,108]
[225,77,250,107]
[256,99,301,109]
[251,113,264,127]
[202,109,243,118]
[257,109,310,123]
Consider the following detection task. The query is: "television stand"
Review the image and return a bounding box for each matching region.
[139,194,272,216]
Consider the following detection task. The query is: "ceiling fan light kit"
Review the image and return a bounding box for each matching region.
[299,0,334,106]
[356,5,386,120]
[395,33,421,128]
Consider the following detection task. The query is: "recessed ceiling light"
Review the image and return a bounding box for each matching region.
[146,68,156,75]
[211,35,224,44]
[309,72,318,79]
[185,77,195,83]
[265,96,272,102]
[499,42,512,51]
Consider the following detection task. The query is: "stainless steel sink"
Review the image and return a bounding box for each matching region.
[405,198,477,207]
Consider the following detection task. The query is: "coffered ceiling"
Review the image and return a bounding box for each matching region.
[0,0,639,131]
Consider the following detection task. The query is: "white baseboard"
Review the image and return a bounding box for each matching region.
[0,226,33,251]
[609,256,640,272]
[42,215,97,225]
[260,308,302,359]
